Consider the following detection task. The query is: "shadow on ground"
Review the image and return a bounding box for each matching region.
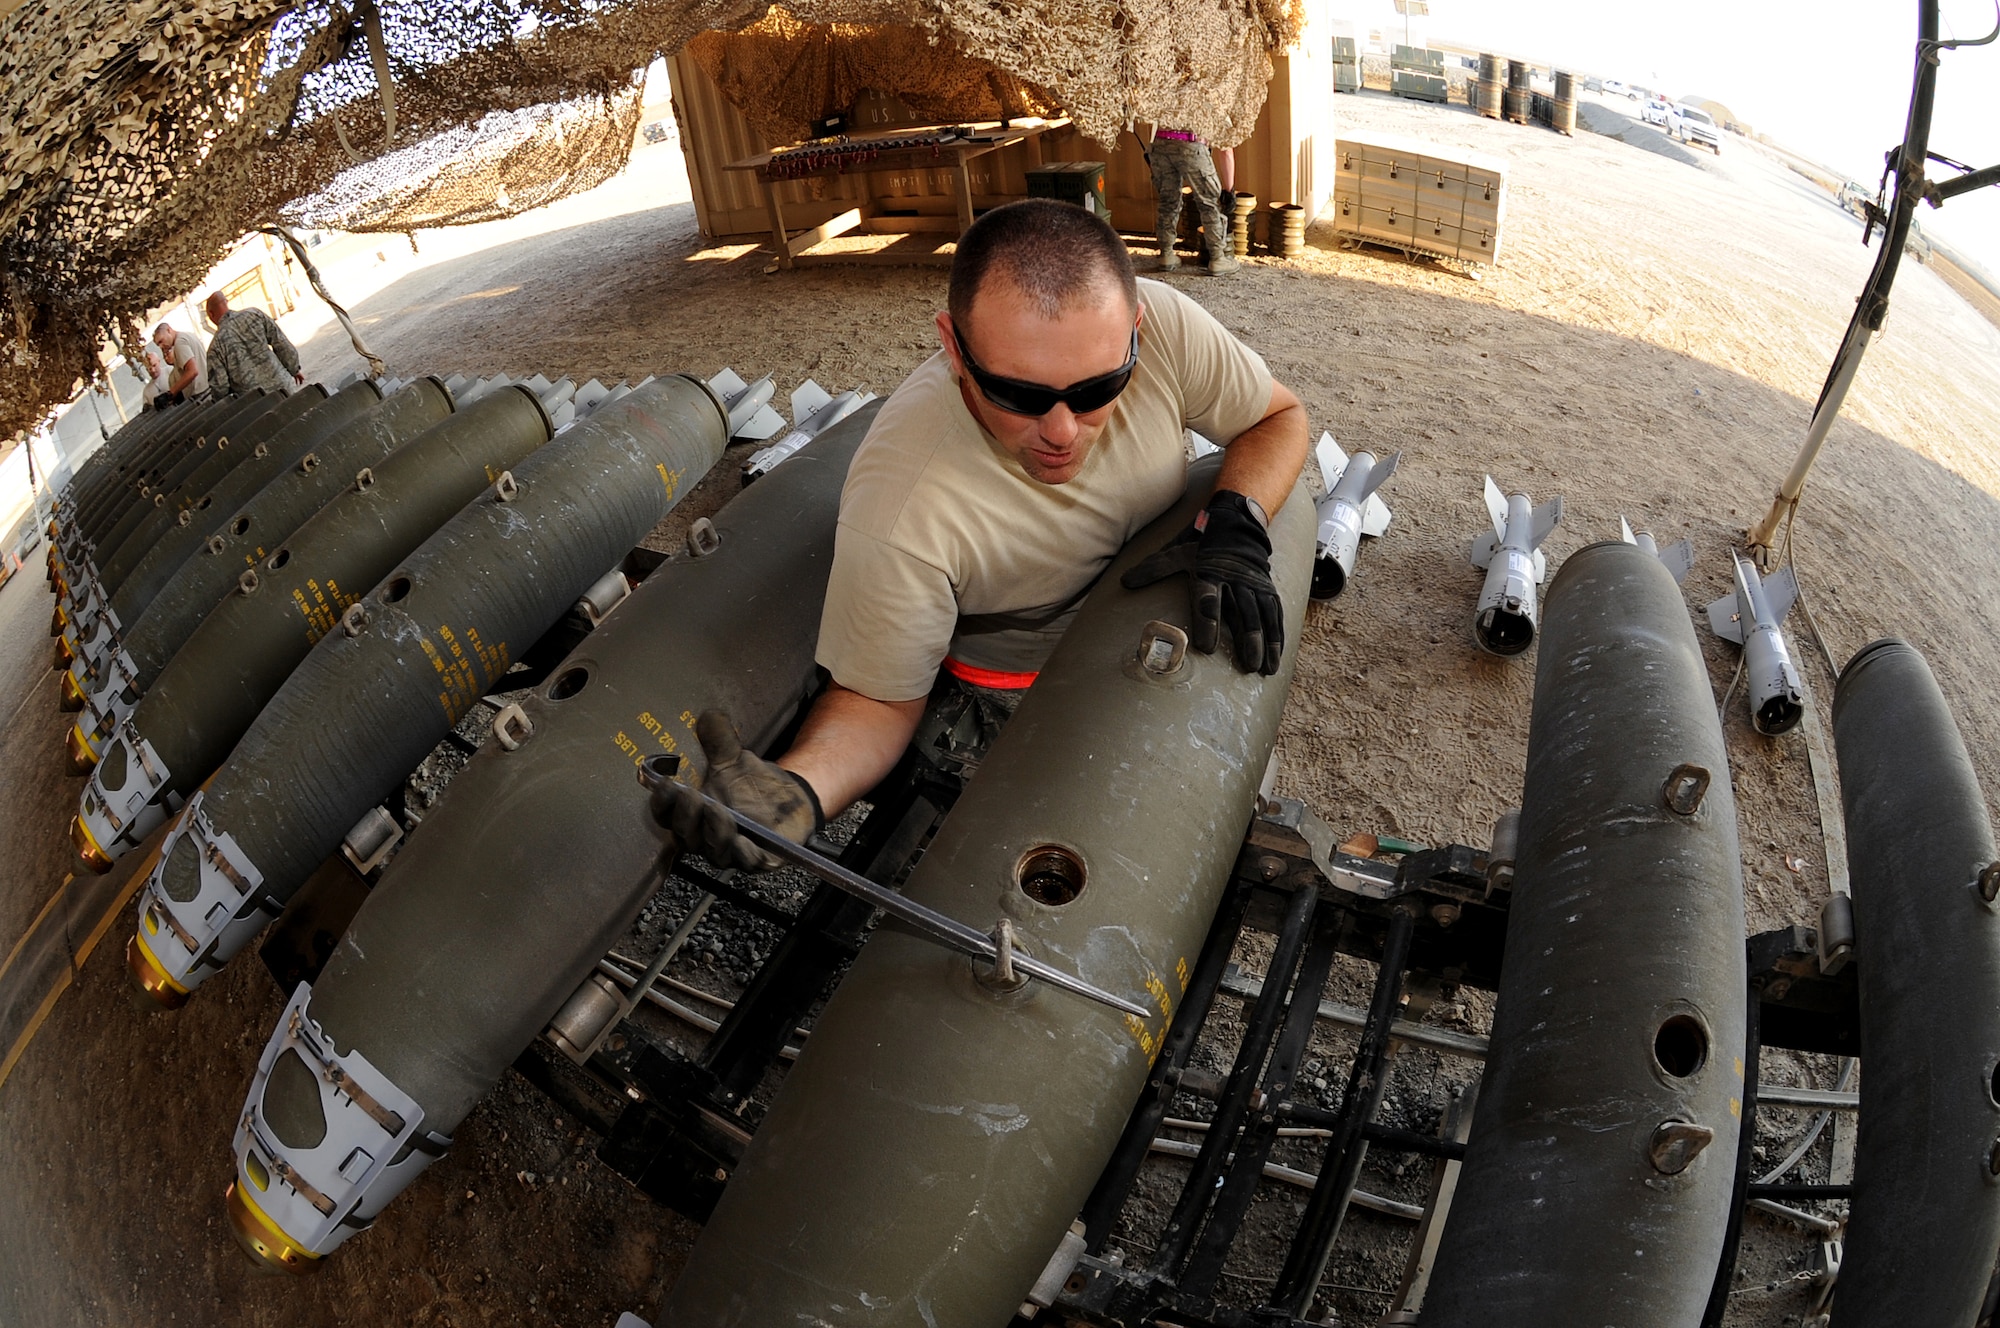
[1577,100,1715,170]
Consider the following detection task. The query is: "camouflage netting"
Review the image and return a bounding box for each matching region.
[0,0,1302,442]
[284,91,646,233]
[685,14,1063,148]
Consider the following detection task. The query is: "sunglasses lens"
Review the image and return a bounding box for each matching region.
[977,377,1060,417]
[1065,367,1135,414]
[958,327,1137,418]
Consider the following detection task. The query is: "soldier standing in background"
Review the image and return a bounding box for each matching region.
[1150,127,1239,276]
[203,291,304,397]
[152,321,207,401]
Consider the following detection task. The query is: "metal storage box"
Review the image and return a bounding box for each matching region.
[1333,35,1361,93]
[1390,44,1448,103]
[1331,132,1507,266]
[1026,161,1110,218]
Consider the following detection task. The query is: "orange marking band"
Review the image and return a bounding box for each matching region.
[942,658,1039,691]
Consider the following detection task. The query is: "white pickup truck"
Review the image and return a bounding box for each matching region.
[1671,105,1723,154]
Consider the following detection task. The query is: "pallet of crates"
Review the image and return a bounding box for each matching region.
[1390,45,1448,103]
[1330,131,1508,274]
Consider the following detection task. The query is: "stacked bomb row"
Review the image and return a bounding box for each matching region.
[33,361,874,1275]
[202,396,1999,1328]
[183,402,1311,1285]
[52,371,678,749]
[51,367,864,877]
[43,379,1998,1322]
[58,372,595,824]
[49,363,865,917]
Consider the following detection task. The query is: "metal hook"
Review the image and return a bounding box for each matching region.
[988,919,1021,987]
[492,703,534,752]
[1136,620,1188,676]
[1662,763,1711,817]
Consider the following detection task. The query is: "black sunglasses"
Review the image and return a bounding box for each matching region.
[953,326,1140,418]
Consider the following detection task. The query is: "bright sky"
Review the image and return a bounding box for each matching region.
[1431,1,2000,273]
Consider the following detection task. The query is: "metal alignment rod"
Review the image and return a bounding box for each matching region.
[719,800,1152,1018]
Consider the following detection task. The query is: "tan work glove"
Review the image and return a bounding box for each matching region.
[649,710,822,872]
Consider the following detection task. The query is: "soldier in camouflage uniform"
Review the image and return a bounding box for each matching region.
[203,291,304,397]
[1149,129,1238,276]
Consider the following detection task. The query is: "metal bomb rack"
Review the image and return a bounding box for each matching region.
[460,771,1865,1327]
[504,726,974,1226]
[223,520,1904,1328]
[1051,806,1865,1328]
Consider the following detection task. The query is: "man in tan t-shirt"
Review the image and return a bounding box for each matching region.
[655,199,1309,869]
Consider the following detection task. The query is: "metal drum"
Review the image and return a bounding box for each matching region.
[1504,60,1531,122]
[1475,74,1503,119]
[1551,71,1577,133]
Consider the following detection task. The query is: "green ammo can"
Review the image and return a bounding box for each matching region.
[1026,161,1109,219]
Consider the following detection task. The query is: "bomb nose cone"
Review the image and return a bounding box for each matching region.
[224,1181,322,1275]
[57,668,86,711]
[65,723,98,774]
[126,934,189,1009]
[71,815,113,873]
[53,636,74,669]
[1476,605,1535,656]
[1753,691,1805,736]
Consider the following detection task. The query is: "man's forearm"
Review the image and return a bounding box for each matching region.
[272,326,302,376]
[777,683,927,818]
[1218,380,1310,520]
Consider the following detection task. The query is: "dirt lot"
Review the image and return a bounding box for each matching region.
[2,84,1998,1328]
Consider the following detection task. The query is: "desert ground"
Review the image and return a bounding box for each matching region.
[1,81,1998,1327]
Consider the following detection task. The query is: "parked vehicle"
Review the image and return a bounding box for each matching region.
[1671,105,1723,154]
[1642,97,1675,127]
[1603,79,1638,99]
[1906,216,1933,264]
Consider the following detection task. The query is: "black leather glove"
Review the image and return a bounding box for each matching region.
[1121,489,1283,675]
[648,711,823,871]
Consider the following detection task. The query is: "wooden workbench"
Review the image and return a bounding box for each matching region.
[723,118,1071,268]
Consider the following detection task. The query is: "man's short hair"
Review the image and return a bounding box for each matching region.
[153,322,172,339]
[948,199,1136,332]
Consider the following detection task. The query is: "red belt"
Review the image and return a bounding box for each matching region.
[943,657,1039,690]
